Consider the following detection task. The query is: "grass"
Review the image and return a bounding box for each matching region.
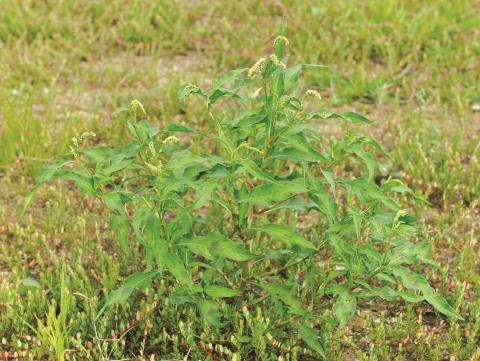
[0,0,479,360]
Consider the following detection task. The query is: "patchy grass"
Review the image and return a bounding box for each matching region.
[0,0,479,360]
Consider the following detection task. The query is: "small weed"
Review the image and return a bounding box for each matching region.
[24,272,72,361]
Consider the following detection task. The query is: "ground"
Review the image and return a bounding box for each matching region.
[0,1,479,360]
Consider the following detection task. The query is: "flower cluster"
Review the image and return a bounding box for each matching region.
[248,57,266,78]
[270,54,286,69]
[70,131,96,157]
[273,36,289,50]
[305,89,322,101]
[162,135,179,145]
[131,99,146,116]
[392,209,407,230]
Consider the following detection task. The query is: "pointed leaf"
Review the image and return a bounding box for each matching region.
[21,278,41,289]
[166,124,196,133]
[261,284,305,315]
[393,267,463,320]
[157,252,192,286]
[271,67,285,100]
[35,160,73,185]
[341,111,372,124]
[104,271,159,308]
[423,291,463,320]
[109,215,130,251]
[178,234,219,260]
[309,191,337,223]
[197,299,222,327]
[280,134,327,162]
[243,180,307,206]
[209,235,257,262]
[240,159,277,183]
[204,285,241,298]
[253,224,316,250]
[333,291,357,327]
[297,323,326,359]
[57,170,95,195]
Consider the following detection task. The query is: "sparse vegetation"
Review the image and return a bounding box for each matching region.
[1,1,479,360]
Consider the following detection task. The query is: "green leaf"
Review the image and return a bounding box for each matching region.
[240,159,277,183]
[157,252,192,286]
[22,191,37,214]
[109,215,130,251]
[396,290,425,303]
[82,146,120,163]
[237,183,249,228]
[392,267,463,320]
[348,207,362,240]
[197,299,222,327]
[143,212,163,243]
[271,67,285,100]
[309,109,372,124]
[355,281,423,303]
[321,169,336,195]
[166,124,196,133]
[57,169,95,195]
[204,285,241,298]
[328,235,355,269]
[127,120,160,144]
[348,144,377,181]
[381,179,412,194]
[209,88,242,106]
[103,287,132,308]
[178,233,225,260]
[392,266,431,291]
[192,181,218,209]
[341,111,372,124]
[227,108,266,128]
[121,271,159,289]
[243,180,307,206]
[389,241,435,267]
[212,68,247,89]
[21,278,41,289]
[297,323,326,359]
[261,284,305,315]
[102,191,127,214]
[180,238,214,260]
[102,271,159,312]
[423,291,463,320]
[167,208,193,242]
[143,212,167,270]
[209,235,257,262]
[273,147,326,162]
[284,64,303,91]
[214,136,236,158]
[333,290,357,327]
[280,134,327,162]
[344,178,399,210]
[169,285,202,305]
[253,224,316,250]
[309,191,337,223]
[262,195,316,213]
[212,192,232,214]
[100,160,131,176]
[35,160,73,185]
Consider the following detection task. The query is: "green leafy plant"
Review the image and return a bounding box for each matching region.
[27,34,462,357]
[23,272,72,361]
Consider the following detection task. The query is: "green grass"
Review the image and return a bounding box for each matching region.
[0,0,479,360]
